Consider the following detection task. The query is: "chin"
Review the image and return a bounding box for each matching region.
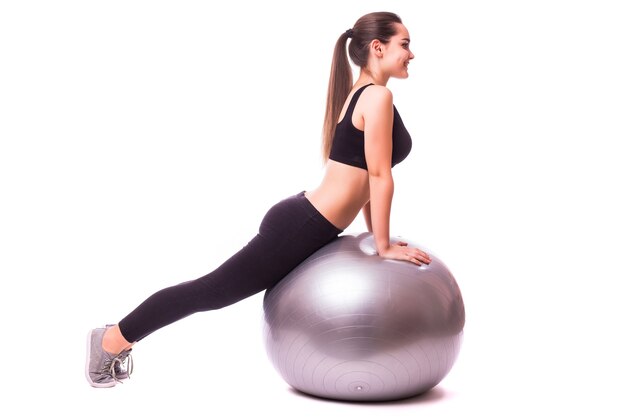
[396,67,410,78]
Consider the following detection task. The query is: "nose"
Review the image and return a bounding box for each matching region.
[409,50,415,60]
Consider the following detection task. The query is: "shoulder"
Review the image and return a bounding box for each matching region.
[360,85,393,113]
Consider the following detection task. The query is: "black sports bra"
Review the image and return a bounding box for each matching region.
[328,83,412,170]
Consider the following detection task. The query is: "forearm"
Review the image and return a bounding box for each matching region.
[362,201,373,233]
[368,174,394,254]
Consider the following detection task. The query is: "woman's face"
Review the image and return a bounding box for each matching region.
[381,23,415,79]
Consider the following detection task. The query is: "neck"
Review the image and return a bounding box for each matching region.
[356,68,390,87]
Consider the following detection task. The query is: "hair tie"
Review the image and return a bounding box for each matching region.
[345,28,354,38]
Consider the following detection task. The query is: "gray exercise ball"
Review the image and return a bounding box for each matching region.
[262,233,465,402]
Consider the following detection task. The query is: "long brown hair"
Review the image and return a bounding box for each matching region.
[322,12,403,161]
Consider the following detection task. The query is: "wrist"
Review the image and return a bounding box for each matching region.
[375,240,390,255]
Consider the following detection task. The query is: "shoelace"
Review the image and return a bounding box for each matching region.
[97,350,133,383]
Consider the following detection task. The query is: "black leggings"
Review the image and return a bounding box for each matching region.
[118,191,342,343]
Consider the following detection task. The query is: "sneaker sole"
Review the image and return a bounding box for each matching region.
[85,329,117,388]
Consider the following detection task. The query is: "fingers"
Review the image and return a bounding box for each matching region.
[404,248,431,266]
[407,253,422,266]
[383,244,432,266]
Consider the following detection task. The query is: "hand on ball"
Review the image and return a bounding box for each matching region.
[379,241,432,266]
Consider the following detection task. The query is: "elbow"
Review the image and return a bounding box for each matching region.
[367,163,392,180]
[368,171,394,188]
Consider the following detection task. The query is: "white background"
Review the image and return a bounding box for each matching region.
[1,0,625,415]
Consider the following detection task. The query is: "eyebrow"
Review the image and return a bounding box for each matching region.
[401,38,411,42]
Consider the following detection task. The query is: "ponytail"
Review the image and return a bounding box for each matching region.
[322,31,353,161]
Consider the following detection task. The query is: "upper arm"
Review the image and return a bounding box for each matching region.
[361,87,394,177]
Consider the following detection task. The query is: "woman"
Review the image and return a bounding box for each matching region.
[86,11,431,388]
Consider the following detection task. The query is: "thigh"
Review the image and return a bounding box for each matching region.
[196,194,340,308]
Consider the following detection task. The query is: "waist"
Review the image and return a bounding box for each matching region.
[296,191,344,233]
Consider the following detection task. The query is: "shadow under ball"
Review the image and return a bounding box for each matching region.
[262,233,465,401]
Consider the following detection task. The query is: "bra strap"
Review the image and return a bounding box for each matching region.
[345,83,375,117]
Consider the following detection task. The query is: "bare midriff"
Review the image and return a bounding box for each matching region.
[305,160,370,230]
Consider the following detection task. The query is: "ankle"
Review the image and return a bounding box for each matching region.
[102,325,130,355]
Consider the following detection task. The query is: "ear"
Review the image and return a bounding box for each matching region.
[370,39,384,58]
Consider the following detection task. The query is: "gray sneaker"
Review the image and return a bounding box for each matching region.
[113,348,133,380]
[105,324,133,380]
[85,327,132,388]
